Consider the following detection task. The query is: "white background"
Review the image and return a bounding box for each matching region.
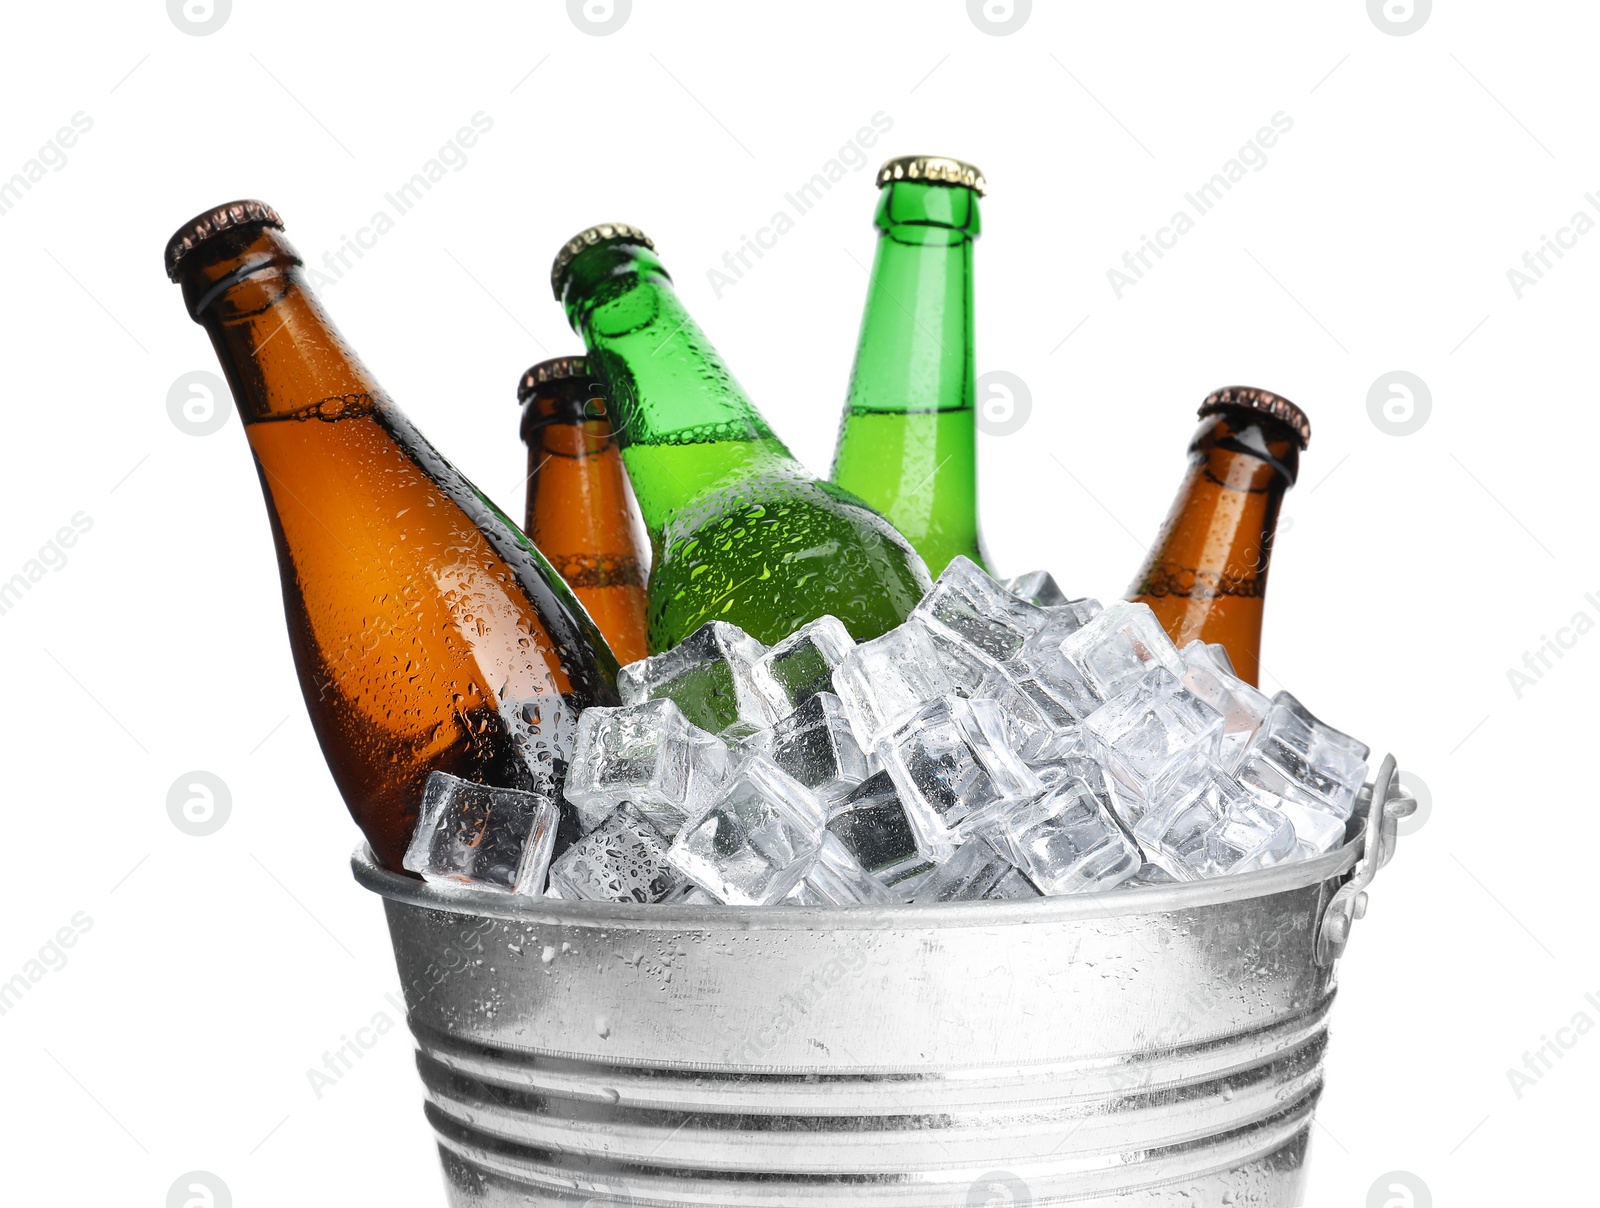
[0,1,1589,1204]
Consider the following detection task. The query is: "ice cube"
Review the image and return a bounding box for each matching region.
[1027,727,1102,785]
[403,771,564,896]
[1017,599,1105,668]
[1044,597,1104,630]
[832,622,954,749]
[913,556,1047,665]
[974,665,1085,764]
[784,880,826,906]
[1179,641,1270,773]
[1123,862,1178,888]
[916,620,1008,697]
[617,620,772,735]
[1014,601,1183,720]
[1280,802,1349,857]
[1236,691,1370,829]
[563,698,733,836]
[1001,569,1069,608]
[666,756,826,905]
[1235,697,1364,856]
[991,867,1043,899]
[547,803,686,903]
[748,615,855,719]
[993,777,1141,895]
[794,832,897,905]
[664,882,721,906]
[745,692,869,808]
[825,770,944,883]
[1135,772,1296,882]
[878,697,1042,855]
[719,719,768,743]
[1082,667,1225,807]
[910,840,1039,903]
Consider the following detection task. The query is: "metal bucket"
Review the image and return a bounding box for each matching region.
[354,755,1413,1207]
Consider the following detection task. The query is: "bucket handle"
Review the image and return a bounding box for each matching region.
[1315,753,1415,967]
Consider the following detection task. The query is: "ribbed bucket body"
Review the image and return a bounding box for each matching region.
[354,840,1359,1207]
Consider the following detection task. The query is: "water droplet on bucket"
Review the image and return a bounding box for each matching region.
[541,945,557,964]
[599,1087,620,1105]
[595,1015,611,1039]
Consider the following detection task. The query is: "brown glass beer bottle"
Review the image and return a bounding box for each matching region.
[1127,386,1310,686]
[519,357,651,665]
[165,201,619,871]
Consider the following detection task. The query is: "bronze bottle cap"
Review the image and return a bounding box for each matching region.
[518,356,594,404]
[1198,386,1311,449]
[165,199,285,281]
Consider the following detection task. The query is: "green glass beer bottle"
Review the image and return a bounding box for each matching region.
[830,155,990,577]
[553,223,931,651]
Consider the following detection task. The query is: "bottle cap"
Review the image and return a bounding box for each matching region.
[1198,386,1311,449]
[518,356,594,403]
[164,199,285,281]
[876,155,986,195]
[551,222,655,300]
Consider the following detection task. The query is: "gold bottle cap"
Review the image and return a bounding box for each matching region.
[551,222,655,300]
[876,155,987,195]
[518,356,594,403]
[1198,386,1312,449]
[164,199,285,281]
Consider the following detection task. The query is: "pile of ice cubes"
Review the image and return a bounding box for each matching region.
[403,557,1371,906]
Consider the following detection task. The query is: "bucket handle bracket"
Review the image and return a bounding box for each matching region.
[1315,753,1414,967]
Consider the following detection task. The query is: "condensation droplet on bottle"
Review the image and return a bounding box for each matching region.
[541,945,557,965]
[594,1015,611,1039]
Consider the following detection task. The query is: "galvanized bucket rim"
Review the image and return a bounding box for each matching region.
[351,836,1361,931]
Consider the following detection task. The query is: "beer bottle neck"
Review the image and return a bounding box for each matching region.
[179,227,383,423]
[520,381,616,459]
[560,242,787,529]
[1130,408,1300,683]
[847,180,980,416]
